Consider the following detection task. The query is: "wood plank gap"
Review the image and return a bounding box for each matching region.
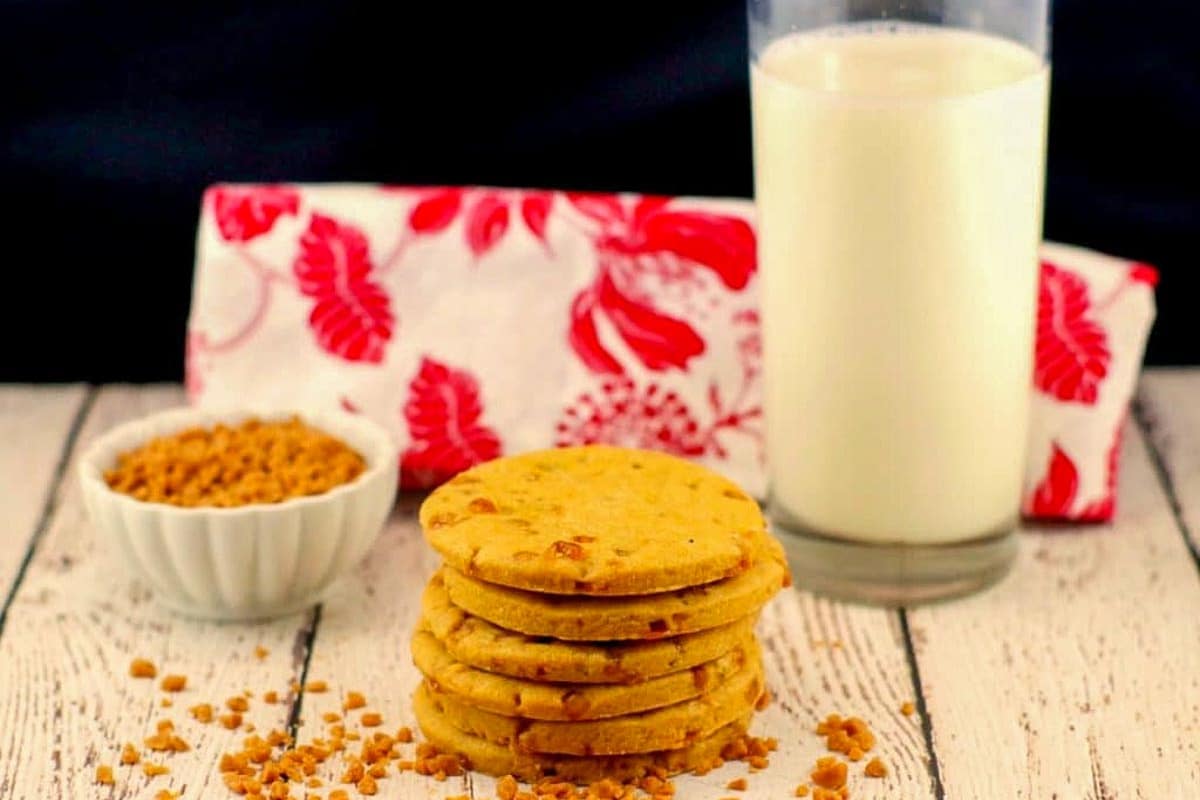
[1133,393,1200,575]
[899,608,945,800]
[286,603,323,739]
[0,386,96,641]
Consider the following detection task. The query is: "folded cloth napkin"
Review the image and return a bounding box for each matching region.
[187,185,1157,522]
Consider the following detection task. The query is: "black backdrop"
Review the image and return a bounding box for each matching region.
[3,1,1196,381]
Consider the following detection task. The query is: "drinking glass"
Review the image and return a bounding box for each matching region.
[749,0,1051,603]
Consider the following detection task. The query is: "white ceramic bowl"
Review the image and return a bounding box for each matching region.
[79,406,398,620]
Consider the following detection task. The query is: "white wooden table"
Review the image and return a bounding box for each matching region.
[1,376,1197,799]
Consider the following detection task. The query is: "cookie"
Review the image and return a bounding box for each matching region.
[437,535,787,641]
[422,646,765,755]
[419,445,766,595]
[412,626,751,721]
[413,682,752,783]
[422,572,759,683]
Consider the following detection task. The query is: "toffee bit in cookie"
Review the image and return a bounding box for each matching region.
[726,777,749,791]
[190,703,214,723]
[143,762,170,777]
[305,680,328,693]
[343,691,367,711]
[161,674,187,692]
[360,712,383,727]
[864,757,888,778]
[795,786,810,797]
[219,712,243,730]
[357,774,378,795]
[900,701,916,716]
[254,645,270,660]
[329,791,350,800]
[130,658,158,679]
[154,790,180,800]
[322,712,341,724]
[120,742,140,765]
[548,540,586,560]
[226,696,250,712]
[394,726,413,743]
[95,765,115,785]
[263,690,279,704]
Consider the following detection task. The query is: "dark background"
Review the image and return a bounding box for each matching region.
[3,1,1196,381]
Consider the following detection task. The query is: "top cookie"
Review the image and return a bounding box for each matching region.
[419,445,766,595]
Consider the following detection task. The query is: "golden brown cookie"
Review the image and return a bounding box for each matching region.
[419,445,766,595]
[437,535,787,641]
[413,682,752,783]
[412,626,751,721]
[421,572,759,683]
[422,645,765,755]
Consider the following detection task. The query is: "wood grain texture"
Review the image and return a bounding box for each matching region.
[295,498,936,799]
[0,385,88,603]
[0,386,316,799]
[1138,369,1200,557]
[908,422,1200,799]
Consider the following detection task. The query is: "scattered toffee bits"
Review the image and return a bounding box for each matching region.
[130,658,158,679]
[103,416,366,507]
[864,757,888,778]
[189,703,214,724]
[726,776,749,791]
[900,701,916,717]
[161,674,187,692]
[142,763,170,777]
[343,691,367,711]
[120,742,141,765]
[94,765,115,786]
[816,714,876,757]
[254,645,270,660]
[811,756,848,790]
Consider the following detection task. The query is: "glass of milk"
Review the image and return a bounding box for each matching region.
[749,0,1050,604]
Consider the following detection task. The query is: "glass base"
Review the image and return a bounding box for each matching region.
[773,521,1017,607]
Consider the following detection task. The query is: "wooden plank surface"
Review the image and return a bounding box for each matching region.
[0,386,317,799]
[2,377,1199,798]
[0,385,88,605]
[907,422,1200,798]
[296,501,937,799]
[1138,369,1200,556]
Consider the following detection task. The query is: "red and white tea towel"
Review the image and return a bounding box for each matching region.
[187,185,1157,522]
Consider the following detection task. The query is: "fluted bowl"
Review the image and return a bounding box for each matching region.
[78,406,398,620]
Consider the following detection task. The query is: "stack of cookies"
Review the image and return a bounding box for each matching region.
[411,445,790,783]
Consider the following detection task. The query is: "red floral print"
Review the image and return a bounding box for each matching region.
[210,185,300,242]
[1035,262,1111,405]
[556,377,705,456]
[1025,442,1079,517]
[1129,262,1159,287]
[464,193,511,257]
[293,214,394,364]
[520,193,553,244]
[1077,418,1125,522]
[400,357,503,488]
[405,188,553,255]
[567,196,756,375]
[408,188,463,233]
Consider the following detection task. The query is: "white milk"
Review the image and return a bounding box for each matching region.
[752,25,1049,544]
